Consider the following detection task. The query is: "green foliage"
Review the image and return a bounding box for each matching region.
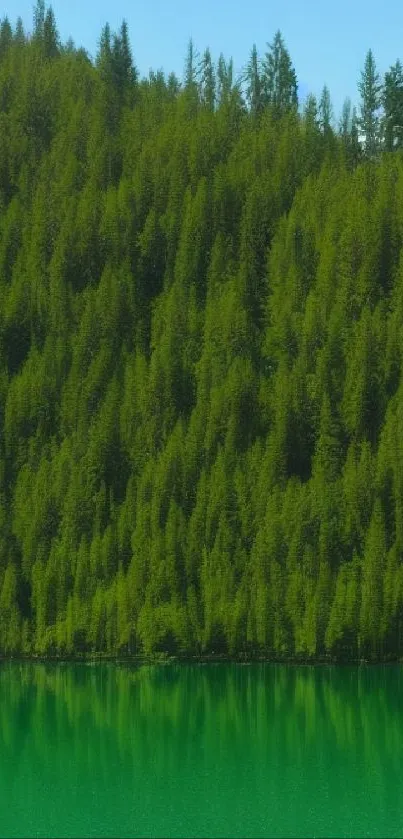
[382,60,403,151]
[244,45,264,119]
[199,48,215,112]
[358,49,382,158]
[261,30,298,118]
[1,9,403,661]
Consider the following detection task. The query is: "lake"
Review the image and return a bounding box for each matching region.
[0,661,402,838]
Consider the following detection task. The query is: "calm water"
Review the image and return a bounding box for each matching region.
[0,662,402,838]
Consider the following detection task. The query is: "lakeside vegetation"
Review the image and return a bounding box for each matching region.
[2,2,403,661]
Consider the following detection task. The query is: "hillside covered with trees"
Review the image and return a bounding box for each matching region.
[2,1,403,661]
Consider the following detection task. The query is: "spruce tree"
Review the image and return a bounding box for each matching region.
[319,84,333,135]
[382,60,403,151]
[0,17,13,59]
[43,7,60,59]
[358,48,382,158]
[261,30,298,118]
[33,0,45,42]
[244,44,263,119]
[14,16,25,47]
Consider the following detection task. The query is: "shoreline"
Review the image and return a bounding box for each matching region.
[1,652,403,666]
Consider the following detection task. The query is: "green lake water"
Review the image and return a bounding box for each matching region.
[0,661,402,838]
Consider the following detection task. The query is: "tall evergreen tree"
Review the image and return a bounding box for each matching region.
[339,98,361,168]
[382,60,403,151]
[0,17,13,58]
[14,16,25,47]
[43,7,60,59]
[244,44,263,118]
[33,0,45,42]
[96,22,112,83]
[216,53,235,108]
[199,47,216,111]
[261,30,298,118]
[303,93,321,174]
[111,19,138,98]
[180,37,200,117]
[319,84,333,134]
[350,106,362,166]
[358,48,382,158]
[339,96,352,142]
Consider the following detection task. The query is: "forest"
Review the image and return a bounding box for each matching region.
[1,1,403,661]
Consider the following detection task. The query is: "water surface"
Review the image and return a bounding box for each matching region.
[0,661,402,838]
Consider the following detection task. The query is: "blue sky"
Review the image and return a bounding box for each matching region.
[4,0,402,123]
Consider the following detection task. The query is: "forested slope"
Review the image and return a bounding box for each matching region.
[1,3,403,660]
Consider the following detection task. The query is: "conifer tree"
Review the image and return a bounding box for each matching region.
[117,19,138,86]
[261,30,298,118]
[96,22,112,81]
[167,71,180,100]
[382,60,403,151]
[350,106,362,167]
[303,93,321,174]
[33,0,45,42]
[216,53,240,111]
[43,7,60,59]
[319,84,333,135]
[0,17,13,58]
[111,19,138,104]
[14,16,25,47]
[0,564,20,652]
[359,499,386,657]
[183,37,200,116]
[244,44,263,119]
[339,96,352,142]
[199,47,216,111]
[358,48,382,158]
[339,97,361,167]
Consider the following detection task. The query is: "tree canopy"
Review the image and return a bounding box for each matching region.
[1,4,403,661]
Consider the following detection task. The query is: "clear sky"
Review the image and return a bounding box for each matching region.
[4,0,402,123]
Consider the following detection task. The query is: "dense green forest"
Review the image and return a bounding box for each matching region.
[2,1,403,660]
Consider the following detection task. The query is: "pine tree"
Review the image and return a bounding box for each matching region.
[319,84,333,137]
[0,564,20,652]
[382,60,403,151]
[359,499,386,657]
[111,19,138,106]
[319,85,332,130]
[312,392,343,483]
[118,19,138,87]
[14,17,25,47]
[216,54,229,107]
[183,37,200,116]
[199,47,215,111]
[302,93,321,174]
[43,7,60,59]
[325,558,359,656]
[261,30,298,118]
[358,49,382,158]
[167,71,180,101]
[33,0,45,42]
[0,17,13,59]
[96,22,112,82]
[338,97,361,167]
[339,96,352,143]
[350,106,362,167]
[244,44,263,119]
